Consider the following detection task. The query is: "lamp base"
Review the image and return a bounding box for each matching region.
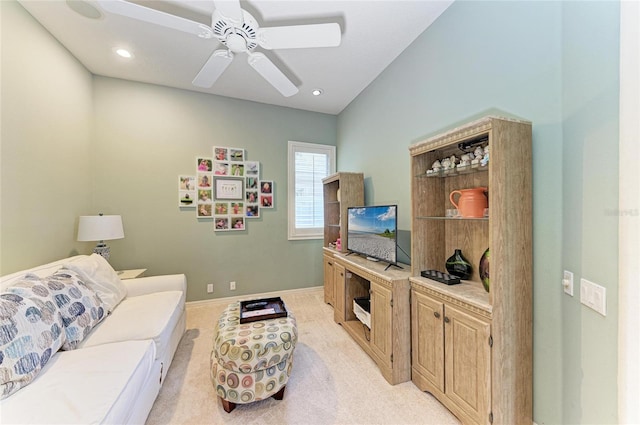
[93,242,111,260]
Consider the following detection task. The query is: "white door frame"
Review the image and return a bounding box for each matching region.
[618,2,639,423]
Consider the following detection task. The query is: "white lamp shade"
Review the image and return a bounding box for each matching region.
[77,215,125,241]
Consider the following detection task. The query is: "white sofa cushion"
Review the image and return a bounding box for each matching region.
[0,283,65,399]
[78,291,183,360]
[63,254,127,313]
[0,339,156,424]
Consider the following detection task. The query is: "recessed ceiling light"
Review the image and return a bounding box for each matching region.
[312,89,323,96]
[115,48,133,59]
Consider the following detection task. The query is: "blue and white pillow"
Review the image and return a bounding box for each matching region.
[0,280,66,399]
[40,270,106,350]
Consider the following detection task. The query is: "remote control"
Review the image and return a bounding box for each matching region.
[420,269,461,285]
[245,301,268,310]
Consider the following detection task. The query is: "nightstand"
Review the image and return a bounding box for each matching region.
[116,269,147,280]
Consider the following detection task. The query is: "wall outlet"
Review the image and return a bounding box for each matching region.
[230,281,236,291]
[207,283,213,293]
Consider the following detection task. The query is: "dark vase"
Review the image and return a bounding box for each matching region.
[445,249,472,280]
[479,247,490,292]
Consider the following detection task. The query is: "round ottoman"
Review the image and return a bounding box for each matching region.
[210,301,297,413]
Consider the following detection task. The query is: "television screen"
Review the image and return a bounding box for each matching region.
[347,205,397,265]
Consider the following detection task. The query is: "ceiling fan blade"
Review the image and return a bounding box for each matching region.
[213,0,243,24]
[192,50,234,88]
[257,23,341,50]
[248,53,298,97]
[96,0,214,38]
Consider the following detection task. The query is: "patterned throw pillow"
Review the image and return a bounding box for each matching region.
[0,280,66,399]
[39,270,107,350]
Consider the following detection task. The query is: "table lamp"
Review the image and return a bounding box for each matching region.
[77,214,124,260]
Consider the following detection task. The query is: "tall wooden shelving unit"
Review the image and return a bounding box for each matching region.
[408,116,532,425]
[322,172,364,306]
[322,172,364,252]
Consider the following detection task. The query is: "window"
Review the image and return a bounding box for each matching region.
[287,141,336,240]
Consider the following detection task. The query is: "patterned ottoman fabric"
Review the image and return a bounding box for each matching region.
[211,301,297,410]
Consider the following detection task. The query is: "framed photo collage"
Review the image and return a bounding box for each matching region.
[178,146,274,231]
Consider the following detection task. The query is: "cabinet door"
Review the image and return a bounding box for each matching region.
[323,254,335,305]
[411,290,445,392]
[444,305,491,425]
[370,282,393,369]
[333,263,346,323]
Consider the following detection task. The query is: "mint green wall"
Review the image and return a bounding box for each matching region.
[1,1,336,300]
[91,77,337,301]
[0,1,93,273]
[337,1,619,423]
[561,2,619,423]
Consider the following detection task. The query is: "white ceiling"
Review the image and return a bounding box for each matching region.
[19,0,453,115]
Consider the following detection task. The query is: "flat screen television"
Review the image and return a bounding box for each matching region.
[347,205,398,267]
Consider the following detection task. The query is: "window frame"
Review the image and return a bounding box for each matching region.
[287,140,336,240]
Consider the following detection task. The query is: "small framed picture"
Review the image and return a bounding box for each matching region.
[230,202,244,215]
[197,157,213,172]
[215,217,229,230]
[214,147,228,161]
[245,190,258,204]
[245,205,260,218]
[178,175,196,191]
[197,204,212,218]
[214,162,229,176]
[230,163,244,177]
[178,190,196,207]
[231,217,245,230]
[215,178,244,200]
[260,180,273,194]
[197,173,212,188]
[198,189,213,203]
[214,202,229,215]
[245,161,260,177]
[260,194,273,208]
[246,177,258,190]
[229,148,245,162]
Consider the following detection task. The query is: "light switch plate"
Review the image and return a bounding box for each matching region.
[580,278,606,316]
[563,270,574,296]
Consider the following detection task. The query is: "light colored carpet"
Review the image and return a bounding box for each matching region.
[146,288,460,425]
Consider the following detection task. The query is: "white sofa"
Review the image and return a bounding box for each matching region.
[0,254,186,424]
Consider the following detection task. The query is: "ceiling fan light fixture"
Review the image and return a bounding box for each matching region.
[312,89,323,96]
[98,0,341,97]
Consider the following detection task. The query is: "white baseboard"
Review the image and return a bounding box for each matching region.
[186,285,323,308]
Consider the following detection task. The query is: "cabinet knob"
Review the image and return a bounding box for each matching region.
[444,316,450,323]
[328,262,333,266]
[434,311,441,319]
[340,272,343,277]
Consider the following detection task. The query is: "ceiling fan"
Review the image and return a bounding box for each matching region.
[96,0,342,97]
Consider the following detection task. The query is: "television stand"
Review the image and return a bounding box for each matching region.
[363,256,404,271]
[331,251,411,385]
[384,262,404,271]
